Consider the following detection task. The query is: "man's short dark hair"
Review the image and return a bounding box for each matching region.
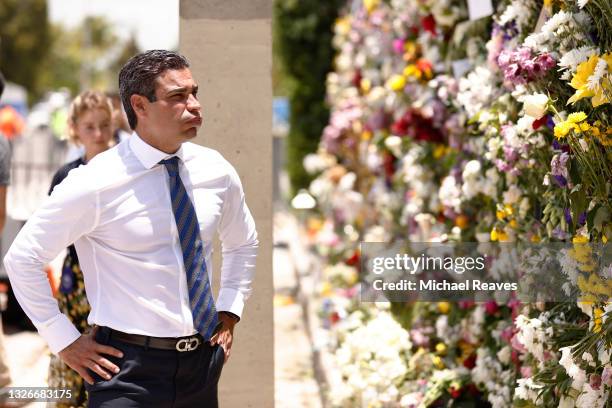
[118,50,190,130]
[0,71,5,99]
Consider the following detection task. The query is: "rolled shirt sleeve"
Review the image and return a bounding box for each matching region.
[3,166,97,354]
[215,163,258,319]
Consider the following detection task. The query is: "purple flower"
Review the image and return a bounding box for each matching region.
[553,175,568,187]
[564,208,572,224]
[551,152,570,181]
[578,212,586,226]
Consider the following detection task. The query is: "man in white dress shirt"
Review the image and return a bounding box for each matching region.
[4,50,258,407]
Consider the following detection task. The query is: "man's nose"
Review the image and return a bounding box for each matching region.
[187,94,201,111]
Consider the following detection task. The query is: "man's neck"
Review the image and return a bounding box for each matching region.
[135,127,181,154]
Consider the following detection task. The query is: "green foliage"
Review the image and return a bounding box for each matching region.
[0,0,52,102]
[0,2,141,103]
[274,0,346,196]
[39,17,141,96]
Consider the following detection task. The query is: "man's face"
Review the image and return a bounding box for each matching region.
[145,68,202,144]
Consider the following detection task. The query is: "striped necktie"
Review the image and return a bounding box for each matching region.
[160,157,219,340]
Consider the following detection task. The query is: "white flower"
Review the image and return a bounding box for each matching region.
[576,383,607,408]
[497,346,511,365]
[587,57,608,91]
[559,396,576,408]
[523,93,549,118]
[503,185,522,205]
[385,135,403,157]
[578,0,590,8]
[463,160,482,179]
[560,346,587,389]
[558,46,597,73]
[515,378,543,403]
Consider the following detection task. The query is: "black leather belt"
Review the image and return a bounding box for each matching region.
[105,327,205,352]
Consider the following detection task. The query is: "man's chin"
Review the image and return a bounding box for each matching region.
[183,127,199,139]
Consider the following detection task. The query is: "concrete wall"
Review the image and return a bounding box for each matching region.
[179,1,274,407]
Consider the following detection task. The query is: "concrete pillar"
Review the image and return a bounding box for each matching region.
[180,1,273,407]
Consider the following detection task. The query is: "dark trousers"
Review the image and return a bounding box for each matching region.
[85,327,224,408]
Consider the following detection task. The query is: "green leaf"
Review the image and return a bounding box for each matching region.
[570,188,588,229]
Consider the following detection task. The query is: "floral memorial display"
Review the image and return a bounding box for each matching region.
[301,0,612,406]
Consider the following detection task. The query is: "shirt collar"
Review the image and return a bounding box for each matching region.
[129,132,185,169]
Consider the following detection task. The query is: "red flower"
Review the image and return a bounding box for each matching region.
[532,116,547,130]
[463,354,476,369]
[449,386,462,399]
[421,15,437,35]
[382,151,396,179]
[352,69,362,88]
[484,300,499,315]
[330,311,340,325]
[345,250,360,266]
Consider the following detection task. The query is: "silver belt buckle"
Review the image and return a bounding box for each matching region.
[175,336,201,352]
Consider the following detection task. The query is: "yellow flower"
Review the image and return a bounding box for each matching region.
[579,122,591,132]
[531,234,541,243]
[490,228,499,241]
[387,74,406,92]
[509,219,519,229]
[593,308,603,333]
[496,210,506,221]
[567,112,587,123]
[361,130,373,141]
[435,342,447,355]
[319,281,333,297]
[335,17,352,36]
[431,355,445,369]
[567,54,612,107]
[363,0,380,13]
[437,302,451,314]
[403,64,421,79]
[360,78,372,93]
[497,229,509,242]
[433,144,447,159]
[554,121,577,139]
[591,127,601,136]
[573,235,589,244]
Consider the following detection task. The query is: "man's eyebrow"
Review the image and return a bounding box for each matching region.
[166,85,198,96]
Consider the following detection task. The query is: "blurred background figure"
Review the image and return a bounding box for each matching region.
[0,70,13,391]
[46,90,114,408]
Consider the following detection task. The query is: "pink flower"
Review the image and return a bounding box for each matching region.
[520,366,533,378]
[602,367,612,387]
[589,374,602,390]
[393,38,405,54]
[511,333,526,353]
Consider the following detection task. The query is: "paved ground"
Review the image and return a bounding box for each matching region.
[0,210,325,408]
[273,211,323,408]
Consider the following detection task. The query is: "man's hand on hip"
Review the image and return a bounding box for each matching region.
[58,326,124,385]
[210,312,238,364]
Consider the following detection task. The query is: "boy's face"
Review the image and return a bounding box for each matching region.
[144,68,202,148]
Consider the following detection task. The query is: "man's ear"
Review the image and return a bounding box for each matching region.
[130,94,148,118]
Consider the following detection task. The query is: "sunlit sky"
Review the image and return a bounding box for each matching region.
[47,0,179,51]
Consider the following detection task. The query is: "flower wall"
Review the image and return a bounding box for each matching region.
[303,0,612,406]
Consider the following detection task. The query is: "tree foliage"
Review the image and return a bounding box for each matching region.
[0,0,52,101]
[274,0,345,196]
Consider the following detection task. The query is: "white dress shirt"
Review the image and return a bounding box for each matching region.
[4,133,258,354]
